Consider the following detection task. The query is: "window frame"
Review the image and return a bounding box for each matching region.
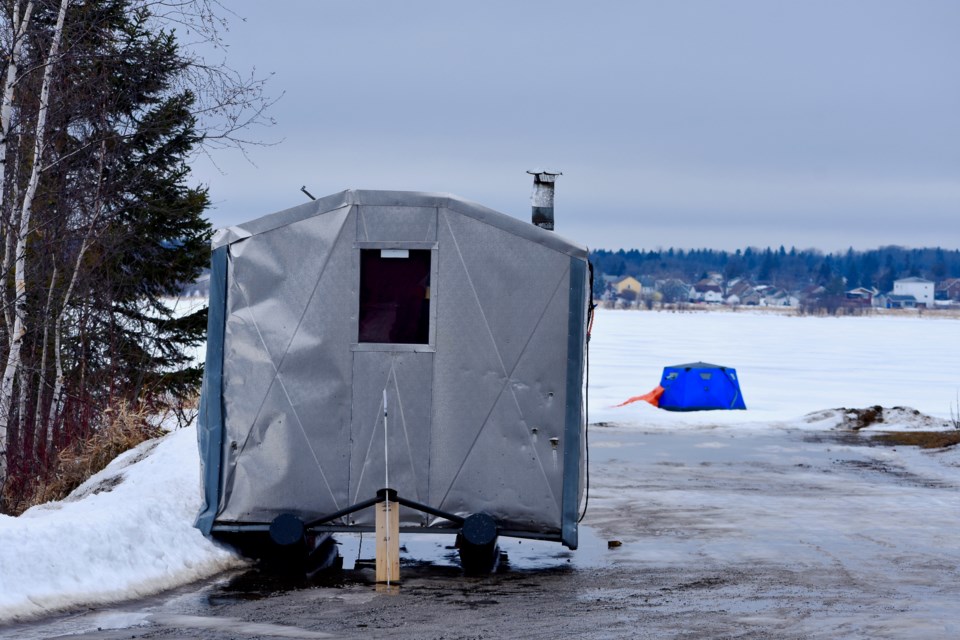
[351,241,438,353]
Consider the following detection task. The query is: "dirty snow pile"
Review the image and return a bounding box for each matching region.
[0,426,245,622]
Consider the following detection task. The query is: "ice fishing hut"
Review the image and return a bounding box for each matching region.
[196,186,590,564]
[658,362,746,411]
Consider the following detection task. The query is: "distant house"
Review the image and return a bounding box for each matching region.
[613,275,642,296]
[726,280,760,305]
[657,278,692,303]
[759,287,798,308]
[693,281,723,303]
[691,274,723,303]
[893,277,933,307]
[845,287,875,306]
[936,278,960,302]
[638,275,657,296]
[879,294,919,309]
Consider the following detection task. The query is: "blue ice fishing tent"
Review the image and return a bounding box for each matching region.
[658,362,746,411]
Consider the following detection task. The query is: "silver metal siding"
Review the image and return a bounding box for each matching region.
[219,206,356,522]
[357,205,437,242]
[429,208,572,532]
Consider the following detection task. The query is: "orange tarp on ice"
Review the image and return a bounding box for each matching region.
[614,385,664,408]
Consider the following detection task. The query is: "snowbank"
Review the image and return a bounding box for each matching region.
[0,426,245,622]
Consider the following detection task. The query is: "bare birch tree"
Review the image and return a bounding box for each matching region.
[0,2,34,350]
[0,1,34,210]
[0,0,68,492]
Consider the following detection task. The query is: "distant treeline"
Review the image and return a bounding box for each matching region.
[590,246,960,292]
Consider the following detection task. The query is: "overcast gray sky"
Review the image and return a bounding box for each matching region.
[189,1,960,252]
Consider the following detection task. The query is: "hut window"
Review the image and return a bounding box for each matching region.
[358,249,431,344]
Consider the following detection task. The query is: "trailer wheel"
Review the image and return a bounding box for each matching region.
[457,513,500,574]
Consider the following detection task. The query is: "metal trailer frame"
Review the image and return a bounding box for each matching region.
[196,190,589,550]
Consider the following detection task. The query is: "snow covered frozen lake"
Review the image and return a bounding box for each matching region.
[590,308,960,426]
[1,309,959,638]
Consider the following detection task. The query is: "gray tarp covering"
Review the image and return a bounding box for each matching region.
[197,190,588,547]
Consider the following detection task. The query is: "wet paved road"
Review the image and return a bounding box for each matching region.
[4,426,959,639]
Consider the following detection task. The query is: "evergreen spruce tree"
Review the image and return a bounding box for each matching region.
[43,1,211,415]
[0,0,240,508]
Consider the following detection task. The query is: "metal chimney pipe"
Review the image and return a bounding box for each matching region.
[527,170,561,231]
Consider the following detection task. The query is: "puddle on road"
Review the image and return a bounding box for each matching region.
[207,523,613,605]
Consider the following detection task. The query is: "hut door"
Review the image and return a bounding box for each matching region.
[347,351,433,526]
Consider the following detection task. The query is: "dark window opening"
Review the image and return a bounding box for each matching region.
[358,249,431,344]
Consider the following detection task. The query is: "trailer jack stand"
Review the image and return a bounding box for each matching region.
[302,491,501,577]
[375,488,400,584]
